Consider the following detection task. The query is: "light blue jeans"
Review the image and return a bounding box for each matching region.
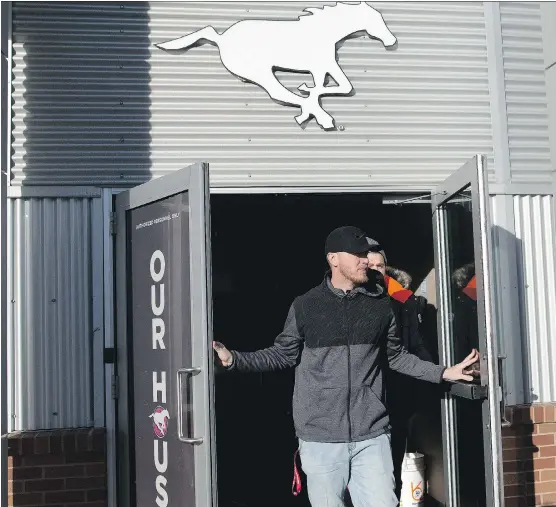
[299,433,398,507]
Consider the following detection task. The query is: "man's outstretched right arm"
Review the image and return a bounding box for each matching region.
[214,303,303,373]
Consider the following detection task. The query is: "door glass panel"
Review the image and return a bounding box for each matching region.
[444,187,480,371]
[442,186,486,507]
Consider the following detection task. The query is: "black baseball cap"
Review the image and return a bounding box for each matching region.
[325,226,370,255]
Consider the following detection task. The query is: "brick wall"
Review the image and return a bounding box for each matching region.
[5,412,554,506]
[7,428,107,507]
[503,403,556,507]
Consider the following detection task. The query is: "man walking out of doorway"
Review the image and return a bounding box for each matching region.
[213,226,479,507]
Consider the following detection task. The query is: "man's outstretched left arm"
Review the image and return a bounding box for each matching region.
[386,313,479,383]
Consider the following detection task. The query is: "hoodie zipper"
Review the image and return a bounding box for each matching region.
[344,296,352,442]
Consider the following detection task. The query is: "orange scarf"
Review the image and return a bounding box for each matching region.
[385,274,477,303]
[383,275,413,303]
[462,275,477,301]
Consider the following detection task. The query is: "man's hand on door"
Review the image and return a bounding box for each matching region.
[442,348,480,382]
[213,341,233,367]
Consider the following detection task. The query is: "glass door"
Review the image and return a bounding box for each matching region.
[432,155,504,507]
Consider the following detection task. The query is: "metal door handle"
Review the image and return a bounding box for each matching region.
[177,367,203,445]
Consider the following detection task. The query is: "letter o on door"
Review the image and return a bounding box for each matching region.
[150,250,165,283]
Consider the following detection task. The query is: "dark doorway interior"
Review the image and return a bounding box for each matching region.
[210,193,442,507]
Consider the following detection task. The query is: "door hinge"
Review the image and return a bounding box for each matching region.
[109,211,117,236]
[111,375,119,400]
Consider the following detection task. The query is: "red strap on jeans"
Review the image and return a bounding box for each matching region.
[292,449,302,496]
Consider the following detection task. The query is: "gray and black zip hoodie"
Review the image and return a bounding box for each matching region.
[228,274,446,443]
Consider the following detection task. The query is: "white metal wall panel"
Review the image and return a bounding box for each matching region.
[8,197,98,430]
[10,1,493,188]
[513,195,556,403]
[500,2,553,183]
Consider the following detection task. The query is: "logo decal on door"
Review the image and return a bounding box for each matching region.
[156,2,397,130]
[149,406,170,438]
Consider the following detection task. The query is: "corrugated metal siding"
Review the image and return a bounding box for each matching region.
[8,198,95,430]
[513,195,556,403]
[10,1,493,187]
[490,195,524,406]
[500,2,553,183]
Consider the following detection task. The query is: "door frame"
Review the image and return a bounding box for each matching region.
[105,166,505,507]
[105,185,433,506]
[432,155,504,507]
[114,163,216,507]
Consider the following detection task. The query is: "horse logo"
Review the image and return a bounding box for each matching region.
[149,406,170,439]
[156,2,397,130]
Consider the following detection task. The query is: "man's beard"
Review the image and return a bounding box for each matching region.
[340,265,369,285]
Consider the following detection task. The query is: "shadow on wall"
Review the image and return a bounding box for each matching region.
[10,1,154,425]
[492,223,544,507]
[7,3,154,505]
[15,1,153,186]
[9,1,154,423]
[501,408,539,506]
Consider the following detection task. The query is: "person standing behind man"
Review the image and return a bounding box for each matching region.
[213,226,479,507]
[366,239,434,499]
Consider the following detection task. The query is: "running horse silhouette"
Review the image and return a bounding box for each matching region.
[156,3,397,129]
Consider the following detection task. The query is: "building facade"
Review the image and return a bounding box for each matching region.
[2,2,556,506]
